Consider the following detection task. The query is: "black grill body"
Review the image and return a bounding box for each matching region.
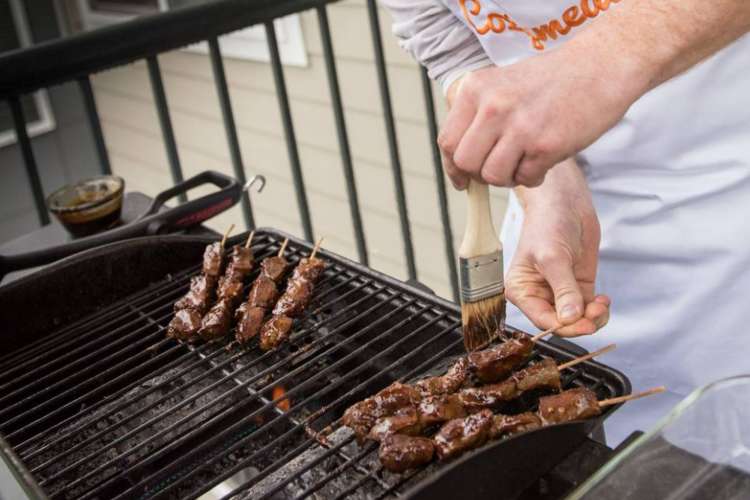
[0,229,630,500]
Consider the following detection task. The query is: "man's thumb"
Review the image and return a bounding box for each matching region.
[538,252,584,325]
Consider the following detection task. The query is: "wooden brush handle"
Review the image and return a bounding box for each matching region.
[459,180,501,258]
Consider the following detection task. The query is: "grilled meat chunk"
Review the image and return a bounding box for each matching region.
[225,245,254,280]
[273,278,313,318]
[538,387,601,425]
[367,407,423,442]
[434,410,493,461]
[202,242,224,279]
[379,434,435,473]
[247,276,279,309]
[342,382,422,441]
[468,333,534,383]
[291,257,326,282]
[457,379,517,412]
[512,358,561,393]
[199,299,233,341]
[167,308,203,341]
[259,315,294,351]
[217,276,244,305]
[415,358,468,396]
[235,304,266,344]
[418,394,467,427]
[174,275,216,313]
[260,256,288,283]
[489,412,542,439]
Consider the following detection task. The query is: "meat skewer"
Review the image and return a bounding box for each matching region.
[378,386,665,472]
[199,230,256,341]
[259,238,326,351]
[235,238,289,345]
[468,329,558,384]
[167,225,235,340]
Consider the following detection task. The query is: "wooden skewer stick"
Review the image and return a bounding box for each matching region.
[531,325,561,343]
[599,386,666,408]
[278,238,289,257]
[220,224,235,250]
[244,230,256,249]
[558,344,616,371]
[310,237,324,259]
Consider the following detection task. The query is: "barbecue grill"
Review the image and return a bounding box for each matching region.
[0,228,630,500]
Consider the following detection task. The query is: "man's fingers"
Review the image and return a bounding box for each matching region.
[479,138,523,187]
[509,293,559,332]
[442,153,469,190]
[452,118,500,178]
[437,96,475,164]
[555,298,610,337]
[535,251,584,326]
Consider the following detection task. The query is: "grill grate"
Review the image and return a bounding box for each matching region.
[0,229,628,500]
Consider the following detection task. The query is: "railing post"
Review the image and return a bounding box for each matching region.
[265,21,314,241]
[146,55,186,202]
[77,76,112,176]
[420,69,459,301]
[316,5,368,265]
[208,37,255,229]
[365,0,417,280]
[9,96,50,226]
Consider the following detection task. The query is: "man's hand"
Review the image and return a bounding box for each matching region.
[440,50,638,190]
[506,159,609,337]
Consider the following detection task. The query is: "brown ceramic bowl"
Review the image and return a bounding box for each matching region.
[46,175,125,238]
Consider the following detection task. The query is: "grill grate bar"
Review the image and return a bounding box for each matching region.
[54,279,388,496]
[108,294,426,500]
[183,315,459,500]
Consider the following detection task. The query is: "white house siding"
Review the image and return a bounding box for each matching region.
[91,0,509,299]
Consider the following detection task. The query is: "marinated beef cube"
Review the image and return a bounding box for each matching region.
[291,257,326,282]
[489,412,542,439]
[367,406,423,442]
[174,275,215,313]
[202,242,224,279]
[236,304,266,344]
[259,315,294,351]
[512,358,561,393]
[538,387,601,425]
[468,334,534,383]
[199,299,233,341]
[379,434,435,473]
[216,276,244,305]
[260,256,288,283]
[273,278,313,318]
[434,410,493,461]
[167,308,203,341]
[457,379,518,412]
[228,245,254,277]
[417,394,467,426]
[247,276,279,309]
[415,358,469,396]
[342,382,422,441]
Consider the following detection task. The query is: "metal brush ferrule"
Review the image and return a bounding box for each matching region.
[459,251,504,303]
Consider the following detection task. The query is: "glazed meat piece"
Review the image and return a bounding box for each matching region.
[457,379,517,412]
[174,275,215,313]
[379,434,435,473]
[199,299,233,341]
[291,257,326,282]
[227,245,254,278]
[489,412,542,439]
[512,358,561,394]
[260,256,288,283]
[216,276,244,305]
[468,333,534,383]
[259,315,294,351]
[434,410,493,461]
[538,387,601,425]
[202,242,224,279]
[272,278,313,318]
[367,406,423,442]
[167,308,202,341]
[342,382,422,441]
[235,304,266,344]
[418,394,467,426]
[415,358,469,396]
[247,276,279,309]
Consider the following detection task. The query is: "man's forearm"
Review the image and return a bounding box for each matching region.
[570,0,750,96]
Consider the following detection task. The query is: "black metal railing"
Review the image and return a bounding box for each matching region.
[0,0,458,299]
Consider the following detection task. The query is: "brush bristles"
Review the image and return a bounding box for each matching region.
[461,293,506,352]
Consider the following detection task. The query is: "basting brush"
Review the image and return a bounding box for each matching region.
[459,180,505,352]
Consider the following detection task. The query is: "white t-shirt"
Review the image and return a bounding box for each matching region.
[386,0,750,444]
